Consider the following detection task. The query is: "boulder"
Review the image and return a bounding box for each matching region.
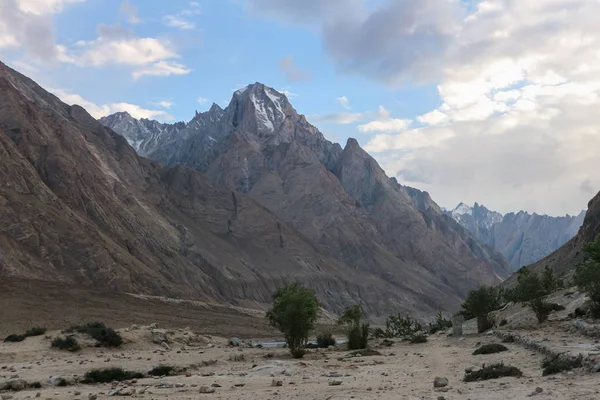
[433,377,449,388]
[1,379,27,391]
[152,330,168,344]
[228,337,242,347]
[199,386,216,393]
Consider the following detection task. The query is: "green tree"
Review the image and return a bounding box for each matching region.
[266,283,319,358]
[511,267,562,323]
[461,286,501,333]
[574,238,600,317]
[338,304,369,350]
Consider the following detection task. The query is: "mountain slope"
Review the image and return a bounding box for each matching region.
[0,62,508,319]
[524,190,600,278]
[447,203,585,270]
[102,83,512,305]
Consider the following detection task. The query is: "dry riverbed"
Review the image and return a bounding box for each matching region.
[1,323,600,400]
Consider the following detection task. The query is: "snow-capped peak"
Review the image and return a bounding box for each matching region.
[233,83,287,133]
[452,202,473,216]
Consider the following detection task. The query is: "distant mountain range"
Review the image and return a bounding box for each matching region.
[446,202,585,270]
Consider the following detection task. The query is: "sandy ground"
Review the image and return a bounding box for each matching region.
[1,325,600,400]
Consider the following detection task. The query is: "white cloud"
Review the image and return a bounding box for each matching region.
[50,88,173,120]
[358,118,411,133]
[163,15,195,30]
[0,0,84,60]
[361,0,600,215]
[131,60,191,79]
[62,28,191,79]
[152,100,173,109]
[377,105,390,119]
[197,97,210,104]
[336,96,350,109]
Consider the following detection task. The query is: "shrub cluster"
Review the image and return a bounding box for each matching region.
[148,365,175,376]
[542,355,583,376]
[384,314,423,338]
[464,363,522,382]
[51,336,80,352]
[66,322,122,347]
[428,312,452,334]
[82,368,144,384]
[472,343,508,355]
[316,330,336,348]
[338,305,369,350]
[4,327,47,343]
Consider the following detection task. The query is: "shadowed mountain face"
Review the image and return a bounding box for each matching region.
[447,203,585,270]
[519,190,600,280]
[101,82,511,314]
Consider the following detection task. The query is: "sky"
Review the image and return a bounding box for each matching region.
[1,0,599,217]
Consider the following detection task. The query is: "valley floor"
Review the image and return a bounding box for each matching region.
[1,325,599,400]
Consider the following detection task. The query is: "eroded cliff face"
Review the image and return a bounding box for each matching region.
[448,203,585,270]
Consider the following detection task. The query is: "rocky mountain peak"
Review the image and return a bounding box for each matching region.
[227,83,291,134]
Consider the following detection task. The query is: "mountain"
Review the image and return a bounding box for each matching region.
[523,190,600,279]
[102,83,511,303]
[447,203,585,270]
[0,61,511,320]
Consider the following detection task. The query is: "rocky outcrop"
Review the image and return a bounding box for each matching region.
[103,81,512,316]
[447,203,585,270]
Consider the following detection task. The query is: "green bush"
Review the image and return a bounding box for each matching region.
[51,336,80,351]
[473,343,508,355]
[148,365,175,376]
[542,355,583,376]
[338,305,369,350]
[4,334,26,343]
[4,327,47,343]
[510,267,564,323]
[29,382,42,389]
[66,322,122,347]
[461,286,501,333]
[409,333,427,344]
[82,368,144,384]
[371,327,385,338]
[464,363,523,382]
[574,239,600,317]
[316,330,336,348]
[266,283,319,359]
[384,314,423,338]
[24,327,47,337]
[428,311,452,334]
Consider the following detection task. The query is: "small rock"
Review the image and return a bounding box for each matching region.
[199,386,216,394]
[329,380,343,386]
[433,377,449,388]
[271,380,283,387]
[88,394,98,400]
[74,391,81,396]
[535,387,543,393]
[228,338,242,347]
[1,395,14,400]
[592,363,600,373]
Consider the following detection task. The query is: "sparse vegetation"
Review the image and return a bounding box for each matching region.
[502,334,516,343]
[316,330,336,348]
[473,343,508,355]
[409,333,428,343]
[28,382,42,389]
[574,239,600,317]
[4,326,47,343]
[229,353,246,362]
[461,286,501,333]
[148,365,176,376]
[266,283,319,358]
[384,314,423,338]
[542,354,583,376]
[82,368,144,384]
[371,327,386,338]
[428,311,452,334]
[4,334,26,343]
[51,336,80,351]
[506,267,564,323]
[66,322,122,347]
[338,304,370,350]
[464,363,523,382]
